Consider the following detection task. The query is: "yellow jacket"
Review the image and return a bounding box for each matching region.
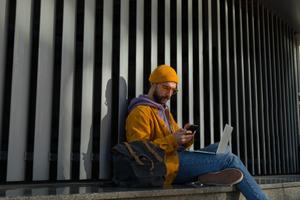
[125,95,192,185]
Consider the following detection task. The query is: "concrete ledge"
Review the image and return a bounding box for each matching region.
[0,177,300,200]
[0,186,240,200]
[261,182,300,200]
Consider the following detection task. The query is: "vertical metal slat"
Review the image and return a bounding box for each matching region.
[0,0,8,149]
[99,0,113,179]
[33,0,55,181]
[6,0,33,182]
[57,0,76,180]
[198,0,205,148]
[208,0,214,143]
[176,0,183,127]
[188,0,194,125]
[79,0,95,180]
[217,0,223,137]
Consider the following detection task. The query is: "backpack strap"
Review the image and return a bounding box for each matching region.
[143,141,164,162]
[124,142,144,165]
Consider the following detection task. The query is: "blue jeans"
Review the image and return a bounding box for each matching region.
[173,143,268,200]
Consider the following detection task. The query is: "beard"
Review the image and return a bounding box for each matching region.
[153,89,170,104]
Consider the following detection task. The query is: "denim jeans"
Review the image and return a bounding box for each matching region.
[173,143,268,200]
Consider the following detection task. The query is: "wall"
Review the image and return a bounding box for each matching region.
[0,0,299,182]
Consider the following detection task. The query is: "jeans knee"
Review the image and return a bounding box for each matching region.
[225,152,242,168]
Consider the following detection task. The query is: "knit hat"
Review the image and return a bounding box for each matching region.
[148,65,179,84]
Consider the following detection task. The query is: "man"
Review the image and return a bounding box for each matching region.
[126,65,268,200]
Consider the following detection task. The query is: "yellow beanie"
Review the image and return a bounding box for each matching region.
[149,65,179,84]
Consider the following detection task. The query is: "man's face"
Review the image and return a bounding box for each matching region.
[153,82,178,104]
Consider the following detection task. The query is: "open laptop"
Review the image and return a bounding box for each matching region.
[190,124,233,155]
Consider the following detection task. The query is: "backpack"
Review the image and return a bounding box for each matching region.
[112,140,166,187]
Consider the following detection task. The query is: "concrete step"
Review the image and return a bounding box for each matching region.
[0,176,299,200]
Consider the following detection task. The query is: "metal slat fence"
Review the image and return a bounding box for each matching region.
[0,0,299,182]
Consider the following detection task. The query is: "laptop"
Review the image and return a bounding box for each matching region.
[190,124,233,155]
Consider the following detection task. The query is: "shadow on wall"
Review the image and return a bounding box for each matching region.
[84,76,128,179]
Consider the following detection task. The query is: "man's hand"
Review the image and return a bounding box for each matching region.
[174,126,194,145]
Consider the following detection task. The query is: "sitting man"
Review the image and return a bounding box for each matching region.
[126,64,268,200]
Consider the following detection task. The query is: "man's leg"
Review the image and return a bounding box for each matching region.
[173,151,268,200]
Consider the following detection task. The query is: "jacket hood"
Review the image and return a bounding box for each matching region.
[128,95,172,132]
[128,95,165,112]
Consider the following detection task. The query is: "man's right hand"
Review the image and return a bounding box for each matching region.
[174,128,194,145]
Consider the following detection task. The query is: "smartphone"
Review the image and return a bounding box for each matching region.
[187,124,199,133]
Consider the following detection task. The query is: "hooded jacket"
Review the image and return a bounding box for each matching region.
[125,95,192,185]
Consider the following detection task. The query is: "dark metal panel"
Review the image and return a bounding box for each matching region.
[282,22,290,173]
[285,25,294,173]
[91,0,103,180]
[289,27,297,173]
[295,38,300,172]
[111,0,122,174]
[26,0,41,181]
[237,0,248,168]
[170,0,177,120]
[71,0,85,180]
[260,4,268,174]
[292,30,298,173]
[284,24,289,173]
[181,0,190,125]
[293,33,300,172]
[202,0,211,146]
[50,0,64,181]
[256,0,266,175]
[192,0,200,149]
[212,0,220,142]
[292,30,299,173]
[278,18,288,173]
[273,15,282,174]
[265,10,276,174]
[231,0,241,158]
[128,0,137,102]
[189,0,200,149]
[270,12,279,174]
[244,0,255,174]
[250,0,261,175]
[143,0,151,94]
